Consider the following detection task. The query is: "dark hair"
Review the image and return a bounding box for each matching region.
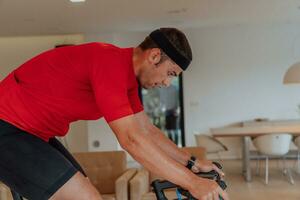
[138,28,192,64]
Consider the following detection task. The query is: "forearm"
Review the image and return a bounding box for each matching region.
[134,111,204,170]
[148,125,191,165]
[134,111,191,165]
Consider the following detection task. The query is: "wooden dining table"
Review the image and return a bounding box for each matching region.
[210,119,300,182]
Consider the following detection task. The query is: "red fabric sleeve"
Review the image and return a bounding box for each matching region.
[128,87,144,114]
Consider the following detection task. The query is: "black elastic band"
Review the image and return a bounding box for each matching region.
[186,155,196,170]
[149,29,191,70]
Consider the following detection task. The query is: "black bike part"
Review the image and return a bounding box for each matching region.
[151,162,227,200]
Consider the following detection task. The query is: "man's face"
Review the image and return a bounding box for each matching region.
[138,49,183,89]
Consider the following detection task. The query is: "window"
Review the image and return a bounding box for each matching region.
[139,75,185,146]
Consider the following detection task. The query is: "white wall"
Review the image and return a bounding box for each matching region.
[0,34,89,152]
[184,23,300,158]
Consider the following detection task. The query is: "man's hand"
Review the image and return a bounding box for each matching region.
[192,159,225,178]
[188,177,229,200]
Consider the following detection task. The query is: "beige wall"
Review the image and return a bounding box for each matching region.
[0,34,88,152]
[67,120,88,152]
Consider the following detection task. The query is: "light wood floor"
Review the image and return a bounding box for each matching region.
[222,159,300,200]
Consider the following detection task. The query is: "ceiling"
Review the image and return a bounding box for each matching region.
[1,0,300,36]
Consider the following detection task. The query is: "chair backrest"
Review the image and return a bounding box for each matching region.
[194,134,227,153]
[73,151,126,194]
[294,136,300,148]
[253,133,292,156]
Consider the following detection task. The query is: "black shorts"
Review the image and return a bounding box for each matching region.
[0,119,86,200]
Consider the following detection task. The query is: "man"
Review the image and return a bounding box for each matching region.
[0,28,229,200]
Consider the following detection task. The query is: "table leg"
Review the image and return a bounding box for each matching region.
[242,136,252,182]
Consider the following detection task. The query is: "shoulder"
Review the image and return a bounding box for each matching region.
[92,43,128,68]
[89,43,128,77]
[57,42,121,55]
[88,42,121,54]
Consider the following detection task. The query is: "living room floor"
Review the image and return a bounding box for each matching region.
[222,159,300,200]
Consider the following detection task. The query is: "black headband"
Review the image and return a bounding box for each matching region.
[149,29,191,70]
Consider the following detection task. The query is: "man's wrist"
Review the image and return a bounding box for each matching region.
[190,158,204,173]
[194,159,202,169]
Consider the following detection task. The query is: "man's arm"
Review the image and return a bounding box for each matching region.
[134,111,225,176]
[134,111,190,165]
[109,114,194,189]
[108,114,228,200]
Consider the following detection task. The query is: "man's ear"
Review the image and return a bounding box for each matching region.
[148,48,161,65]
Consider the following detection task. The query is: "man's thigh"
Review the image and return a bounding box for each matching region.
[0,120,78,200]
[49,171,102,200]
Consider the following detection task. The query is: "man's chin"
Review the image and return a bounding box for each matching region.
[142,85,151,89]
[141,84,153,89]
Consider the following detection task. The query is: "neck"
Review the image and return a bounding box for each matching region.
[132,47,144,77]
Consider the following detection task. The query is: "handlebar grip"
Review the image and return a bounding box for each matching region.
[151,162,227,200]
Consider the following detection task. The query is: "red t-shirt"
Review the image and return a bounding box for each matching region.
[0,42,144,141]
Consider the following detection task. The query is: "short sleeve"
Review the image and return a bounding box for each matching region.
[90,49,134,122]
[128,86,144,114]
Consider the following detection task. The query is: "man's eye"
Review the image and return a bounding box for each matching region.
[168,72,175,76]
